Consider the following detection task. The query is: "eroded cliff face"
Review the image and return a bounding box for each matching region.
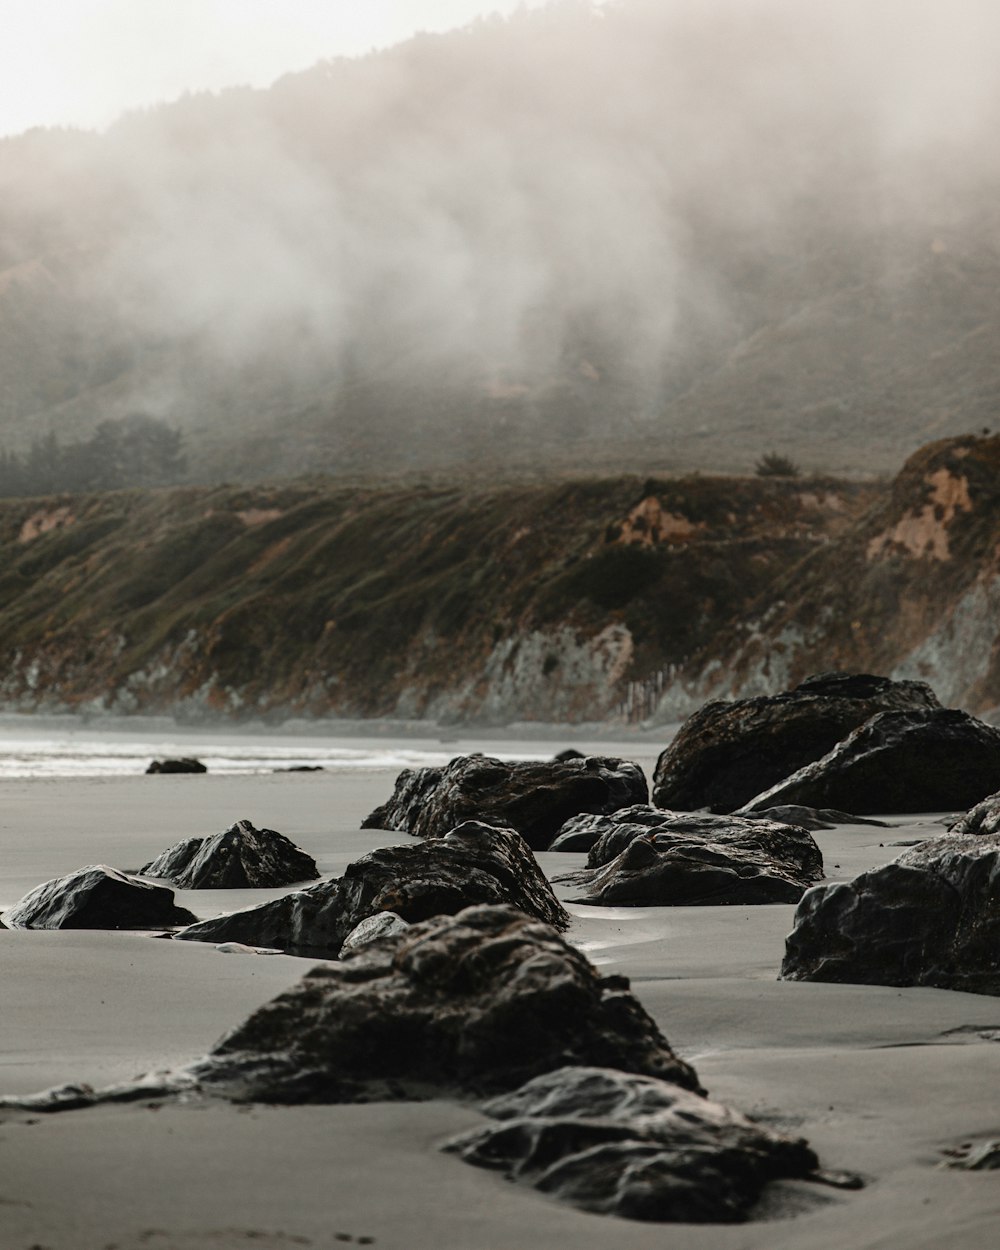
[0,473,871,726]
[655,435,1000,720]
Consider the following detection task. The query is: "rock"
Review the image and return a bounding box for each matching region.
[781,832,1000,993]
[175,822,569,957]
[139,819,320,889]
[444,1066,826,1222]
[3,865,197,930]
[340,911,410,954]
[2,906,700,1110]
[553,748,586,761]
[551,805,824,877]
[363,755,648,850]
[146,757,208,774]
[745,805,890,830]
[554,814,823,906]
[949,790,1000,836]
[652,673,939,813]
[741,708,1000,815]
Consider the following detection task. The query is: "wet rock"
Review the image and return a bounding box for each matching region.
[781,832,1000,993]
[146,757,208,774]
[555,815,822,906]
[949,790,1000,836]
[362,753,648,850]
[340,911,410,954]
[2,865,197,930]
[553,748,586,761]
[741,708,1000,815]
[140,819,320,889]
[652,673,939,813]
[549,804,677,855]
[175,822,569,957]
[445,1066,824,1222]
[3,906,700,1110]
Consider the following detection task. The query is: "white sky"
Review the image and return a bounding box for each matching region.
[0,0,544,138]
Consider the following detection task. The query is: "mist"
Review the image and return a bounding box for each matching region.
[3,0,1000,478]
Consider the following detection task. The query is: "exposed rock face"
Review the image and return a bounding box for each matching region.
[362,754,648,850]
[781,832,1000,993]
[3,865,197,930]
[339,911,410,954]
[652,673,940,813]
[741,708,1000,815]
[175,823,569,957]
[555,815,823,907]
[146,757,207,774]
[445,1066,823,1222]
[140,819,320,889]
[949,791,1000,837]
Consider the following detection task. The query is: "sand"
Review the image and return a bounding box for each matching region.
[1,762,999,1249]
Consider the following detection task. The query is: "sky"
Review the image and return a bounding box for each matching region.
[0,0,547,138]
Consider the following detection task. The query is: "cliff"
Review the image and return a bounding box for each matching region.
[0,472,872,726]
[656,434,1000,720]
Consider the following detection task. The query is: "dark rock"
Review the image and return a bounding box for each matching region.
[445,1066,826,1222]
[551,806,824,879]
[277,765,324,773]
[362,754,648,850]
[555,814,823,906]
[139,819,320,889]
[741,708,1000,815]
[3,906,700,1110]
[3,865,197,930]
[781,832,1000,993]
[652,673,939,813]
[146,757,208,774]
[745,805,890,830]
[175,822,569,957]
[553,748,586,761]
[949,790,1000,836]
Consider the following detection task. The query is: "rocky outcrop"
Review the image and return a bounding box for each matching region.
[175,823,569,957]
[2,905,699,1110]
[747,805,889,830]
[949,790,1000,836]
[445,1066,830,1222]
[555,815,823,906]
[3,865,197,930]
[362,755,648,851]
[741,708,1000,815]
[146,757,207,774]
[781,832,1000,993]
[652,673,939,813]
[140,819,320,889]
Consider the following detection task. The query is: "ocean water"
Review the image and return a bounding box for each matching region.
[0,721,572,780]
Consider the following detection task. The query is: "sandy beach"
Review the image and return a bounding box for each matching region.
[1,755,999,1249]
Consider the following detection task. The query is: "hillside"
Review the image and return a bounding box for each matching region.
[657,433,1000,720]
[2,1,1000,480]
[0,472,874,724]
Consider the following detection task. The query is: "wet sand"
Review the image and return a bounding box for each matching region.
[1,766,998,1249]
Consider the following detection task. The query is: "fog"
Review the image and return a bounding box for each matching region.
[3,0,1000,476]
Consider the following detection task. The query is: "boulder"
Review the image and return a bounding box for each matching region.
[949,790,1000,836]
[339,911,410,954]
[146,757,207,774]
[175,822,569,957]
[781,832,1000,993]
[445,1066,826,1222]
[3,865,197,930]
[652,673,939,813]
[3,906,699,1110]
[362,754,648,850]
[140,819,320,889]
[741,708,1000,815]
[551,805,825,873]
[555,815,823,907]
